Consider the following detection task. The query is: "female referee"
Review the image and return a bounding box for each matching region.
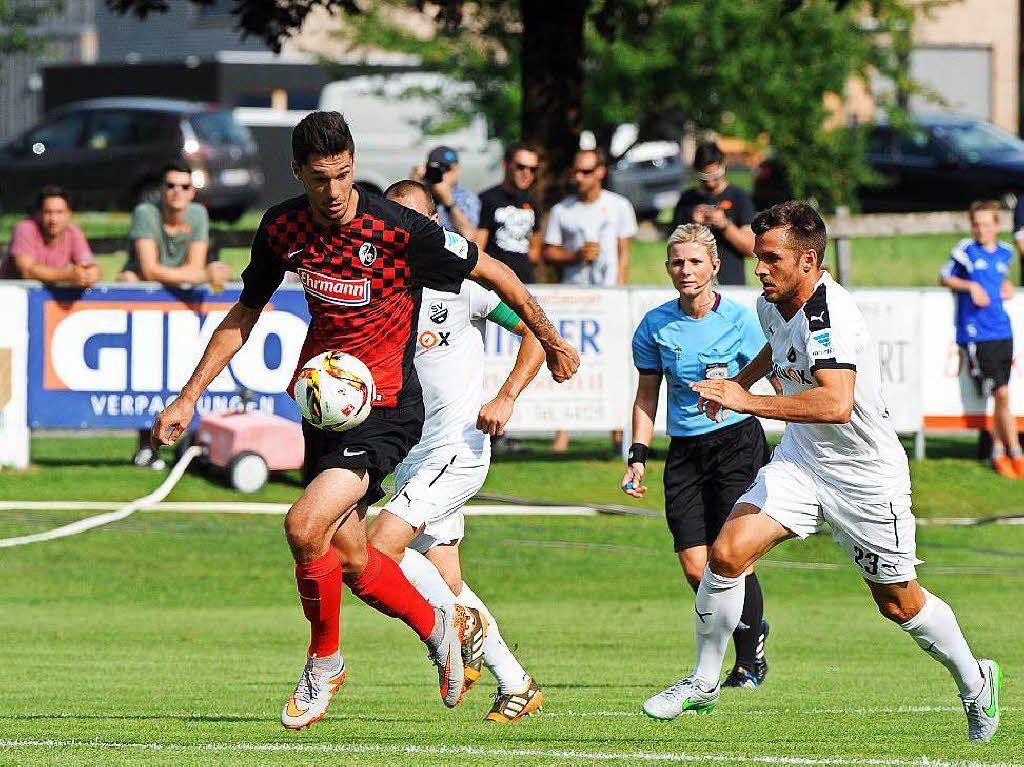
[622,223,771,689]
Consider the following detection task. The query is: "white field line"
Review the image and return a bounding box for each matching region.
[0,447,201,548]
[0,501,596,516]
[0,740,1019,766]
[0,501,1018,525]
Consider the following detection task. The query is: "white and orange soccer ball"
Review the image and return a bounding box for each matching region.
[293,351,375,431]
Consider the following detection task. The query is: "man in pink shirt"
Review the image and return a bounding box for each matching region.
[2,186,101,287]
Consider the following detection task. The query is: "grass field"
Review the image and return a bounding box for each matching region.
[0,436,1021,764]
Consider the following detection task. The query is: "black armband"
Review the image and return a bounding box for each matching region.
[627,443,650,465]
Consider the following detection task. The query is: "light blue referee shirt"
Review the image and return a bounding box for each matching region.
[632,294,767,437]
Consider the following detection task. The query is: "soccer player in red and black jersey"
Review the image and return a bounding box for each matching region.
[152,112,579,729]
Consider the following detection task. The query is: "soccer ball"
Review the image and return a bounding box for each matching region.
[293,351,375,431]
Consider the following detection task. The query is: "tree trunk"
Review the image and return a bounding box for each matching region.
[520,0,589,209]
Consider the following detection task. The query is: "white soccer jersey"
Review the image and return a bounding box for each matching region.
[403,280,503,465]
[756,271,910,503]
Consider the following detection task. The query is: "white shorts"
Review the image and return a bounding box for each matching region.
[737,457,922,584]
[385,452,489,552]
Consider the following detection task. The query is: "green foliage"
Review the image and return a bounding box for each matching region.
[327,0,921,210]
[586,0,918,210]
[0,0,60,55]
[329,1,523,143]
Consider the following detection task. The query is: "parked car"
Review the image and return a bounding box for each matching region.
[753,113,1024,213]
[0,98,263,221]
[606,140,684,220]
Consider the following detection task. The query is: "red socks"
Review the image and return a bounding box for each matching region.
[348,546,436,641]
[294,548,343,658]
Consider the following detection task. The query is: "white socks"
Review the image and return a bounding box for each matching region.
[457,582,531,693]
[900,587,984,699]
[692,564,746,687]
[399,548,530,693]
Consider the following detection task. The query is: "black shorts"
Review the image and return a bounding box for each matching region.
[302,399,424,506]
[963,340,1013,397]
[663,417,769,552]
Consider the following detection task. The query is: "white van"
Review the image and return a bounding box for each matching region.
[235,72,502,196]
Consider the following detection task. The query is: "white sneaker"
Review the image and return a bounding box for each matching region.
[426,604,487,708]
[962,659,1001,742]
[132,446,166,470]
[280,654,346,730]
[643,674,719,720]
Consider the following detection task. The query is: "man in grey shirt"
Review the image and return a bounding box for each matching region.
[118,162,231,469]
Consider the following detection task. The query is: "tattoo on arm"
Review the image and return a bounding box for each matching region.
[520,293,560,347]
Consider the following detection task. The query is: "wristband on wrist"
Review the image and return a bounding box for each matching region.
[627,443,650,465]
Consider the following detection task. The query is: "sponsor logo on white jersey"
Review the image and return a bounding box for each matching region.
[297,268,371,306]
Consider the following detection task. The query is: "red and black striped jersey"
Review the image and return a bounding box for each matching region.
[239,188,479,408]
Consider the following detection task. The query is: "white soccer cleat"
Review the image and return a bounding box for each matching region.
[962,659,1001,742]
[280,654,346,730]
[426,603,487,708]
[643,674,719,721]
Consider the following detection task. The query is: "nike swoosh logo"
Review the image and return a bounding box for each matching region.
[285,697,308,718]
[288,248,305,258]
[984,666,998,718]
[342,448,366,457]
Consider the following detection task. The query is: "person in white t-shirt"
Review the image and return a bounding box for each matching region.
[543,148,637,287]
[640,201,1000,744]
[544,148,637,452]
[366,180,547,723]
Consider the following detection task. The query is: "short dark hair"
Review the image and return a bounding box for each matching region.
[693,141,724,170]
[292,111,356,166]
[385,179,437,218]
[161,161,191,178]
[504,141,539,164]
[576,147,606,168]
[34,185,69,211]
[752,200,828,265]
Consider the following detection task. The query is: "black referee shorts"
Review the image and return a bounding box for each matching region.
[302,399,424,506]
[963,339,1013,397]
[663,417,769,552]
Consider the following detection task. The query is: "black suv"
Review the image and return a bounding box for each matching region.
[0,98,263,221]
[753,114,1024,212]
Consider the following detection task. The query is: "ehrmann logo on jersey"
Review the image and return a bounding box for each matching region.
[297,269,371,306]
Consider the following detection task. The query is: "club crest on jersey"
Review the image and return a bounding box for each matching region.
[429,302,448,324]
[787,346,797,363]
[357,242,378,267]
[297,268,371,306]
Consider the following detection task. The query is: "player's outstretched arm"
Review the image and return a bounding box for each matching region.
[477,321,545,436]
[151,302,262,448]
[697,343,772,422]
[469,252,580,382]
[692,368,855,425]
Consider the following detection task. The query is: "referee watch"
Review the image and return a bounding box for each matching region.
[627,443,650,465]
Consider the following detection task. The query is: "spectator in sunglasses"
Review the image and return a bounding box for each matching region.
[117,162,230,289]
[670,141,755,286]
[118,161,230,470]
[476,142,543,283]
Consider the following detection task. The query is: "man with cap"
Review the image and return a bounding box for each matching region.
[670,141,756,286]
[418,145,481,240]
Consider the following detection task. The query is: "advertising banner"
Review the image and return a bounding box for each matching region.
[27,285,310,428]
[481,287,632,431]
[0,286,29,467]
[919,291,1024,428]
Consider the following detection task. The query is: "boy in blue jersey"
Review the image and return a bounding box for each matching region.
[623,224,772,691]
[940,200,1022,478]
